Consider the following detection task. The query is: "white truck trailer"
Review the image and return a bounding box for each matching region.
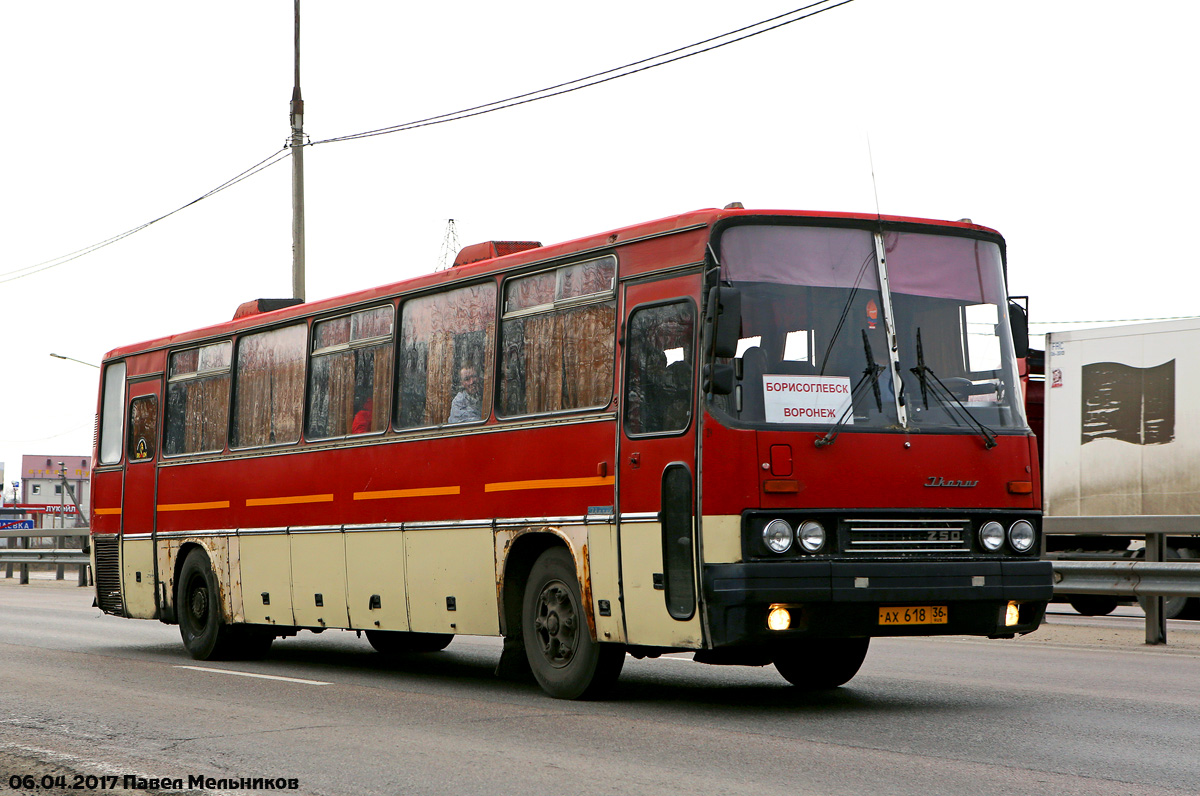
[1042,318,1200,618]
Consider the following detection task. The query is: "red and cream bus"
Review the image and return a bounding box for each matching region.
[90,206,1051,699]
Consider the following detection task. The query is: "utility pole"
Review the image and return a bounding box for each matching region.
[290,0,306,302]
[56,462,65,580]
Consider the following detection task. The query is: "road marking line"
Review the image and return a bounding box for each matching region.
[174,665,331,685]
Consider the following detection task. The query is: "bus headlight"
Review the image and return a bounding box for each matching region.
[979,521,1004,551]
[763,519,794,553]
[798,520,826,552]
[1008,520,1035,553]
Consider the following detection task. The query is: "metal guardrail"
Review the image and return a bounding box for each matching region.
[1,529,90,586]
[1052,561,1200,598]
[1044,517,1200,644]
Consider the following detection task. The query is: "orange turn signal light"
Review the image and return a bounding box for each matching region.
[1007,480,1033,495]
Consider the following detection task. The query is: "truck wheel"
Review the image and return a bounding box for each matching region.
[366,630,453,654]
[522,547,624,699]
[1067,596,1119,616]
[177,548,240,660]
[774,638,870,689]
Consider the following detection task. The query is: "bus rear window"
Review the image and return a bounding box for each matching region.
[99,361,126,465]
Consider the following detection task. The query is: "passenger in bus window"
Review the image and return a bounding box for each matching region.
[351,397,374,434]
[448,365,482,423]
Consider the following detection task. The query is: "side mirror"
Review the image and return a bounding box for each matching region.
[703,363,735,395]
[705,286,742,359]
[1007,300,1029,359]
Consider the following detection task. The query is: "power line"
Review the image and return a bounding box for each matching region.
[0,147,290,285]
[312,1,856,146]
[5,2,856,282]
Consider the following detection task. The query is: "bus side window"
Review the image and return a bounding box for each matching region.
[307,306,394,439]
[127,395,158,461]
[230,324,307,449]
[165,341,232,456]
[625,302,695,435]
[395,283,496,429]
[498,256,616,417]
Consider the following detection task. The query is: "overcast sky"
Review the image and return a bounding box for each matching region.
[2,1,1197,488]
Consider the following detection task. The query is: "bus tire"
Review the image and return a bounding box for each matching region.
[522,547,624,699]
[177,548,240,660]
[365,630,453,654]
[1067,596,1119,616]
[773,637,870,689]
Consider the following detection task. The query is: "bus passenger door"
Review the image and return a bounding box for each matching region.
[121,379,161,619]
[618,280,703,648]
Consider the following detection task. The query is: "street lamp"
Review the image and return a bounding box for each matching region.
[49,353,100,368]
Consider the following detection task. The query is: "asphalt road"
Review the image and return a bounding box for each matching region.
[3,577,1199,796]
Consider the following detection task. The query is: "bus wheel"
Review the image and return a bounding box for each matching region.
[365,630,453,654]
[773,638,870,689]
[1067,596,1119,616]
[522,548,624,699]
[177,548,240,660]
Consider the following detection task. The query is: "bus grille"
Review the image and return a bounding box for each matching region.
[93,536,123,616]
[844,518,971,555]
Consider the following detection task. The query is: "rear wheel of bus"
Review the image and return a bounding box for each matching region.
[177,548,272,660]
[522,547,624,699]
[773,637,870,689]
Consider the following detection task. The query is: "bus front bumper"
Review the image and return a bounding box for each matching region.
[701,559,1052,647]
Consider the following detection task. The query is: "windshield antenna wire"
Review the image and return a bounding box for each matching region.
[867,132,883,224]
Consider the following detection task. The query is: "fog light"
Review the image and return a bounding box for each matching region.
[1005,601,1020,626]
[763,519,794,554]
[767,605,792,631]
[979,521,1004,551]
[1008,520,1035,553]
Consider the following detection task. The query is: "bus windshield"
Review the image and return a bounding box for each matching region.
[714,223,1027,433]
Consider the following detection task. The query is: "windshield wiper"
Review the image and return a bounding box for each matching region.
[910,328,997,449]
[815,330,885,447]
[817,250,877,375]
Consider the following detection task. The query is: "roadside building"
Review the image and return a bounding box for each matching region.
[19,455,90,529]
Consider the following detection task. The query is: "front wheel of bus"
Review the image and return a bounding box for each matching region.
[773,638,870,689]
[177,548,242,660]
[522,548,624,700]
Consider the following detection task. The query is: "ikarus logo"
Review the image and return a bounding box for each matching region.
[924,476,979,488]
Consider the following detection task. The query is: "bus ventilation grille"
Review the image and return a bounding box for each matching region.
[844,518,971,555]
[93,536,124,616]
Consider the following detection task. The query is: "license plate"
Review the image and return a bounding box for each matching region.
[879,605,948,625]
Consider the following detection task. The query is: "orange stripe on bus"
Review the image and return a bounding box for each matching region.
[484,476,615,493]
[246,494,334,507]
[157,501,230,512]
[94,508,122,515]
[353,486,461,501]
